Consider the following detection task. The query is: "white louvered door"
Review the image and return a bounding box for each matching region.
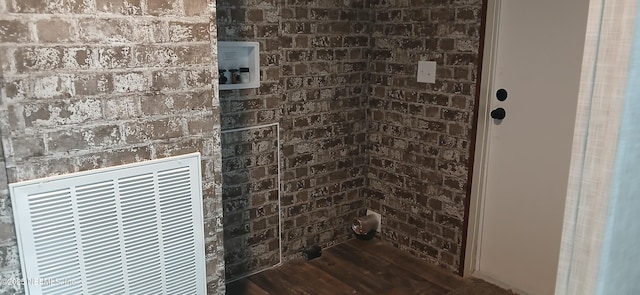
[10,153,207,295]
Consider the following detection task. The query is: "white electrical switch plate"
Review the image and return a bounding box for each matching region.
[417,61,437,84]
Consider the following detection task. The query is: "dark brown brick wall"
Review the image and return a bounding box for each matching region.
[217,0,371,280]
[0,0,225,293]
[221,125,280,281]
[217,0,482,278]
[216,0,284,282]
[367,0,481,272]
[279,0,370,260]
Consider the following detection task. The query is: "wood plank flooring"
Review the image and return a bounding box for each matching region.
[226,238,472,295]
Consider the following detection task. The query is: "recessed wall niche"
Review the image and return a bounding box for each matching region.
[218,41,260,90]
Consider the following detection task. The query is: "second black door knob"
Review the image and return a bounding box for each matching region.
[491,108,506,120]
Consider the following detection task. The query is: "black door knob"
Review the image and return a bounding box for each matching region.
[496,89,508,101]
[491,108,506,120]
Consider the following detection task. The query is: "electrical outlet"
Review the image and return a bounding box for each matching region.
[366,209,382,233]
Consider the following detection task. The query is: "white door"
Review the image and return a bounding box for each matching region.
[472,1,590,294]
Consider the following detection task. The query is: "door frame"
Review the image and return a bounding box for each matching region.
[462,0,499,279]
[464,1,639,294]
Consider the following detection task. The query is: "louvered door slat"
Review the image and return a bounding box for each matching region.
[10,153,207,295]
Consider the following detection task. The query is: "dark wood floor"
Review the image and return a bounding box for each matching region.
[226,238,475,295]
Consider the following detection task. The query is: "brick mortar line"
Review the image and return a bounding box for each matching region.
[367,178,466,196]
[368,124,465,133]
[368,175,466,193]
[35,135,215,150]
[280,178,365,189]
[369,158,466,170]
[280,71,368,75]
[0,41,213,47]
[278,141,366,147]
[282,166,366,176]
[0,14,210,22]
[369,93,471,98]
[0,87,216,106]
[283,179,364,188]
[5,84,215,96]
[2,68,213,79]
[281,129,366,135]
[3,59,214,71]
[279,49,370,52]
[372,108,467,116]
[221,186,278,194]
[373,21,479,24]
[12,112,215,135]
[367,67,475,73]
[277,8,370,10]
[8,136,216,162]
[369,157,465,167]
[369,162,466,173]
[278,35,371,38]
[371,34,478,38]
[368,139,468,148]
[221,162,277,168]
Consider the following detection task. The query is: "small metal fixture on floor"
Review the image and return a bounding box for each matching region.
[352,213,379,240]
[302,244,322,260]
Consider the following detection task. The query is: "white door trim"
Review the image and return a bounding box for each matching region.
[462,3,532,292]
[463,0,500,278]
